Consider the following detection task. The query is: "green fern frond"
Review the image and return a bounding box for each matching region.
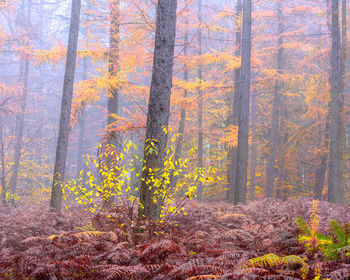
[295,216,311,236]
[329,220,348,245]
[241,253,282,269]
[282,255,308,280]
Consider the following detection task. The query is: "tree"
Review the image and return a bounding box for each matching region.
[139,0,177,220]
[234,0,252,204]
[8,0,31,204]
[265,0,284,198]
[170,8,189,191]
[328,0,341,204]
[227,0,242,203]
[197,0,203,201]
[49,0,81,212]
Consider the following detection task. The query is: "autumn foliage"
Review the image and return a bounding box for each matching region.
[1,199,350,279]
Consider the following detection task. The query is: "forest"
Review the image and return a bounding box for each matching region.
[0,0,350,279]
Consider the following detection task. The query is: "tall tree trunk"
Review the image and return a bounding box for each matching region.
[249,90,257,200]
[265,0,284,198]
[0,121,7,206]
[276,94,287,200]
[197,0,204,201]
[170,14,189,190]
[338,0,347,203]
[49,0,81,212]
[9,0,31,203]
[227,0,242,202]
[106,0,120,149]
[76,58,88,179]
[328,0,341,204]
[234,0,252,204]
[139,0,177,220]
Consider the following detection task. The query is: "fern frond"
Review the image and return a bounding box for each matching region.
[282,255,308,280]
[185,275,217,280]
[295,216,311,236]
[241,254,282,269]
[330,220,348,245]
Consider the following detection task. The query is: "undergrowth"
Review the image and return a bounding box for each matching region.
[0,199,350,279]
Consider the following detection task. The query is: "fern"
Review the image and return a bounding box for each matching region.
[241,254,308,280]
[241,254,283,269]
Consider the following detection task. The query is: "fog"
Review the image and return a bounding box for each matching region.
[0,0,349,279]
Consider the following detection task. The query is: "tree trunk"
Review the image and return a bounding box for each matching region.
[227,0,242,202]
[249,90,257,200]
[139,0,177,220]
[106,0,120,149]
[0,121,7,206]
[276,94,287,200]
[328,0,341,204]
[170,14,189,190]
[9,0,31,203]
[314,118,330,199]
[234,0,252,204]
[76,58,88,179]
[197,0,204,201]
[49,0,81,212]
[265,0,284,198]
[338,0,347,203]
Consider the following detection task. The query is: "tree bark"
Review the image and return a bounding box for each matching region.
[265,0,284,199]
[170,14,189,191]
[106,0,120,149]
[227,0,242,202]
[50,0,81,212]
[197,0,204,201]
[76,58,87,179]
[9,0,31,203]
[338,0,347,203]
[249,90,257,200]
[234,0,252,204]
[139,0,177,220]
[328,0,341,204]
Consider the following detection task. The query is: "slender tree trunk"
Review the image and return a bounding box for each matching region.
[106,0,120,148]
[49,0,81,212]
[328,0,341,204]
[338,0,347,202]
[276,94,287,200]
[197,0,204,201]
[265,0,284,198]
[170,14,189,190]
[139,0,177,220]
[227,0,242,202]
[249,90,257,200]
[0,121,7,206]
[9,0,31,202]
[234,0,252,204]
[76,58,88,179]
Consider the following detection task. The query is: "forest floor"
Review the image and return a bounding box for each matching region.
[0,199,350,279]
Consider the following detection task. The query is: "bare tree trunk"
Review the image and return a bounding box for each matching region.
[9,0,31,203]
[106,0,120,149]
[170,14,189,190]
[314,118,330,199]
[234,0,252,204]
[49,0,81,212]
[338,0,347,203]
[276,95,287,200]
[249,90,257,200]
[0,121,7,206]
[328,0,341,204]
[265,0,284,199]
[76,58,88,179]
[197,0,204,201]
[227,0,242,202]
[139,0,177,220]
